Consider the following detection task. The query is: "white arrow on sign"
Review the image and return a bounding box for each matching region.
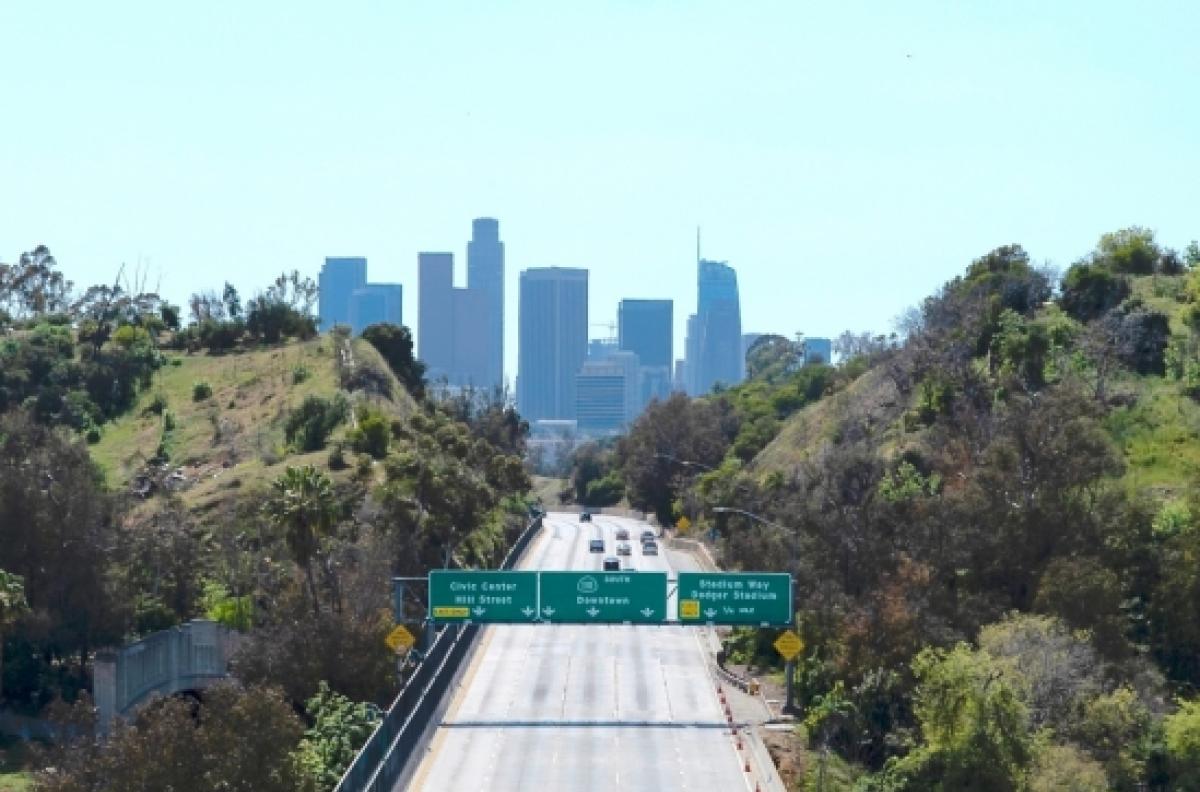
[704,608,718,619]
[522,607,535,618]
[640,608,655,618]
[586,607,600,617]
[542,607,556,618]
[472,607,486,617]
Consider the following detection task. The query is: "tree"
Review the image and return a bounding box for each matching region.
[296,681,381,791]
[264,466,338,615]
[617,393,737,525]
[1094,226,1162,275]
[1165,698,1200,791]
[37,683,315,792]
[745,334,800,382]
[0,569,28,704]
[222,282,243,320]
[1060,261,1123,319]
[361,323,426,400]
[870,645,1031,791]
[0,245,72,320]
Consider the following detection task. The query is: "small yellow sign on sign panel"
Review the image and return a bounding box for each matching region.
[432,606,471,619]
[773,630,804,661]
[680,599,701,619]
[385,625,416,653]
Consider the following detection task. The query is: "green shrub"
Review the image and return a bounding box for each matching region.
[291,363,311,384]
[348,408,390,459]
[85,426,102,444]
[192,380,213,401]
[284,394,350,452]
[146,393,168,415]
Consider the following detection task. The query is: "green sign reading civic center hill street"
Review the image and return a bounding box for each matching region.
[428,570,539,624]
[538,571,667,624]
[676,572,792,626]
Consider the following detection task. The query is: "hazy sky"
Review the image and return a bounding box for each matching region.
[3,2,1198,382]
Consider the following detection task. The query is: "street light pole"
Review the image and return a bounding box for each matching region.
[712,506,800,716]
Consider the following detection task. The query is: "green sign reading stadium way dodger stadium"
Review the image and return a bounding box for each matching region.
[428,570,539,623]
[676,572,792,626]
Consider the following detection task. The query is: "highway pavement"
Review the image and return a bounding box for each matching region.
[404,512,752,791]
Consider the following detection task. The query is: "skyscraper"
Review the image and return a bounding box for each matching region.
[350,283,402,333]
[618,299,673,369]
[619,298,673,406]
[467,218,504,388]
[576,350,640,435]
[692,259,743,394]
[518,267,588,421]
[418,252,454,382]
[318,257,367,332]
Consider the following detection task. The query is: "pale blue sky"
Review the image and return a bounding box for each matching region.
[3,2,1198,382]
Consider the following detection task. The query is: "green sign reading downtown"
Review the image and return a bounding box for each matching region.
[428,570,539,624]
[676,572,792,626]
[538,571,668,624]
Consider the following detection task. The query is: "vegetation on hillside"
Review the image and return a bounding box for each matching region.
[0,248,533,790]
[604,229,1200,790]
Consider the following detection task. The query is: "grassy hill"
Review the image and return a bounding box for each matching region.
[91,334,416,521]
[750,272,1200,504]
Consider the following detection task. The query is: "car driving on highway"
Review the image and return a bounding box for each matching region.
[589,538,604,553]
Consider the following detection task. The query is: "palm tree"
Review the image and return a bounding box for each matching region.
[0,569,29,704]
[264,466,337,615]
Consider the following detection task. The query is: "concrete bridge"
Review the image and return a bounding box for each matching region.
[94,620,240,735]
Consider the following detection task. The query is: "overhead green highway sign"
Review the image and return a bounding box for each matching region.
[538,571,667,624]
[676,572,792,626]
[428,570,539,624]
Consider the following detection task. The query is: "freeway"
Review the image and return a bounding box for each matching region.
[404,512,752,791]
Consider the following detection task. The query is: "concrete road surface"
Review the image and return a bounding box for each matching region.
[404,512,753,791]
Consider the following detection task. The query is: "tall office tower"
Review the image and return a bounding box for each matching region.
[518,267,588,421]
[692,259,743,394]
[452,288,490,387]
[418,252,454,381]
[349,283,403,334]
[804,337,833,366]
[683,314,701,395]
[576,350,640,435]
[618,298,673,406]
[467,218,505,388]
[318,257,367,331]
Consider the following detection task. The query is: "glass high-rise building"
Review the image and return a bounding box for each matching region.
[418,252,455,382]
[618,299,673,369]
[692,259,742,394]
[349,284,402,334]
[619,298,673,406]
[467,218,504,389]
[318,257,367,332]
[518,267,588,421]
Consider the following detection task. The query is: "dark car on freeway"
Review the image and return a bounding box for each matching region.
[580,511,593,522]
[603,557,621,571]
[589,538,604,553]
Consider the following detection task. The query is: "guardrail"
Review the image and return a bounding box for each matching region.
[334,515,543,792]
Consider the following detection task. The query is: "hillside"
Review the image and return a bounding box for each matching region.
[90,334,417,522]
[751,272,1200,502]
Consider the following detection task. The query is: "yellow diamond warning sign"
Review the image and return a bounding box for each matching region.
[773,630,804,661]
[385,625,416,653]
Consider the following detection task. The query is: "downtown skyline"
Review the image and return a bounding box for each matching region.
[5,4,1196,395]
